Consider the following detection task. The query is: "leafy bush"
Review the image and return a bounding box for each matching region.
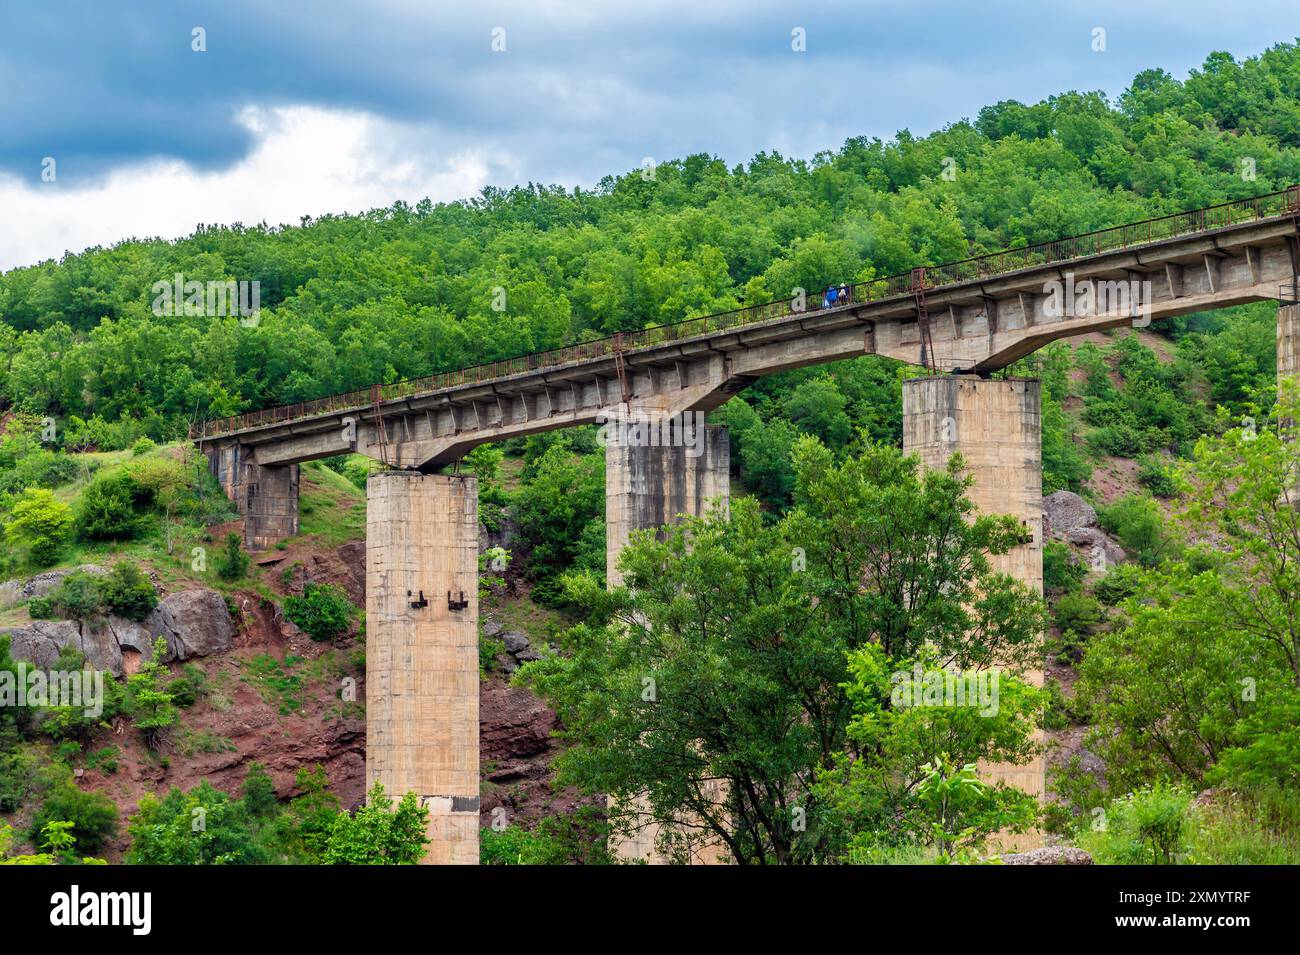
[85,746,120,775]
[1077,783,1193,864]
[99,562,158,621]
[1098,494,1168,566]
[322,782,429,865]
[4,488,74,567]
[0,449,79,494]
[1093,563,1144,606]
[76,469,145,541]
[215,531,249,581]
[28,780,119,855]
[131,437,157,456]
[1137,455,1178,497]
[284,583,356,642]
[1051,591,1106,663]
[480,809,614,865]
[1043,540,1085,593]
[26,596,54,619]
[44,571,106,620]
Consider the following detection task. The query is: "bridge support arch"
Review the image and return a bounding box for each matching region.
[365,471,480,864]
[604,422,731,863]
[902,375,1045,846]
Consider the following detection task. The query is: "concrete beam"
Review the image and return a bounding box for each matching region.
[366,471,480,865]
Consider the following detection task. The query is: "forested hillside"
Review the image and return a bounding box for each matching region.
[3,44,1300,865]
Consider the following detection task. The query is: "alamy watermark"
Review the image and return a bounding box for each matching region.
[151,273,261,326]
[0,664,104,718]
[596,410,709,458]
[890,664,1000,717]
[1042,272,1152,327]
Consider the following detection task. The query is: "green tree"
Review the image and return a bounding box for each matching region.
[28,780,119,855]
[99,561,158,621]
[322,783,429,865]
[520,436,1044,863]
[125,638,178,749]
[4,488,74,567]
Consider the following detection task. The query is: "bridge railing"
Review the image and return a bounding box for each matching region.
[195,184,1300,440]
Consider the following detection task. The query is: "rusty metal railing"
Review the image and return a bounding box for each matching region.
[194,184,1300,440]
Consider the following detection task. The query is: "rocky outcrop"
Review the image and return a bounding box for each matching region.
[2,620,84,669]
[147,589,235,661]
[1,588,234,675]
[999,846,1094,865]
[1043,491,1097,536]
[0,565,107,609]
[1043,490,1126,568]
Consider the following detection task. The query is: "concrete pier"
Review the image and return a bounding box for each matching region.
[902,376,1044,835]
[366,471,480,865]
[1278,303,1300,395]
[604,422,730,863]
[605,423,731,586]
[205,443,299,550]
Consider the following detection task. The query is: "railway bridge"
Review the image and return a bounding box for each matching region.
[195,186,1300,864]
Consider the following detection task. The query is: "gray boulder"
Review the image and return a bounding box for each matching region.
[1043,491,1097,537]
[146,590,235,661]
[2,620,84,669]
[1,588,234,676]
[1067,527,1127,568]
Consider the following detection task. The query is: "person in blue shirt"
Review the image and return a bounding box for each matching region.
[823,285,837,308]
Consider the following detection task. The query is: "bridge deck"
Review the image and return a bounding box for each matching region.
[195,185,1300,443]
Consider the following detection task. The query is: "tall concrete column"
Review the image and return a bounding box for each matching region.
[902,375,1044,826]
[206,443,299,550]
[605,422,730,863]
[605,424,731,586]
[366,471,479,865]
[1278,302,1300,399]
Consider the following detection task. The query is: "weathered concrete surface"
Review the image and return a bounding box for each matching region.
[1279,303,1300,395]
[605,423,731,587]
[205,442,299,550]
[366,471,479,865]
[605,424,731,864]
[903,375,1044,850]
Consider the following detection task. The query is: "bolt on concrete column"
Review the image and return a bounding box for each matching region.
[205,443,299,550]
[366,471,479,865]
[902,375,1044,845]
[604,422,730,863]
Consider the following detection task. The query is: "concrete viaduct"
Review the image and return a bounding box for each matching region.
[194,186,1300,863]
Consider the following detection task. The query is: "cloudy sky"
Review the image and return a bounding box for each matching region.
[1,0,1296,271]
